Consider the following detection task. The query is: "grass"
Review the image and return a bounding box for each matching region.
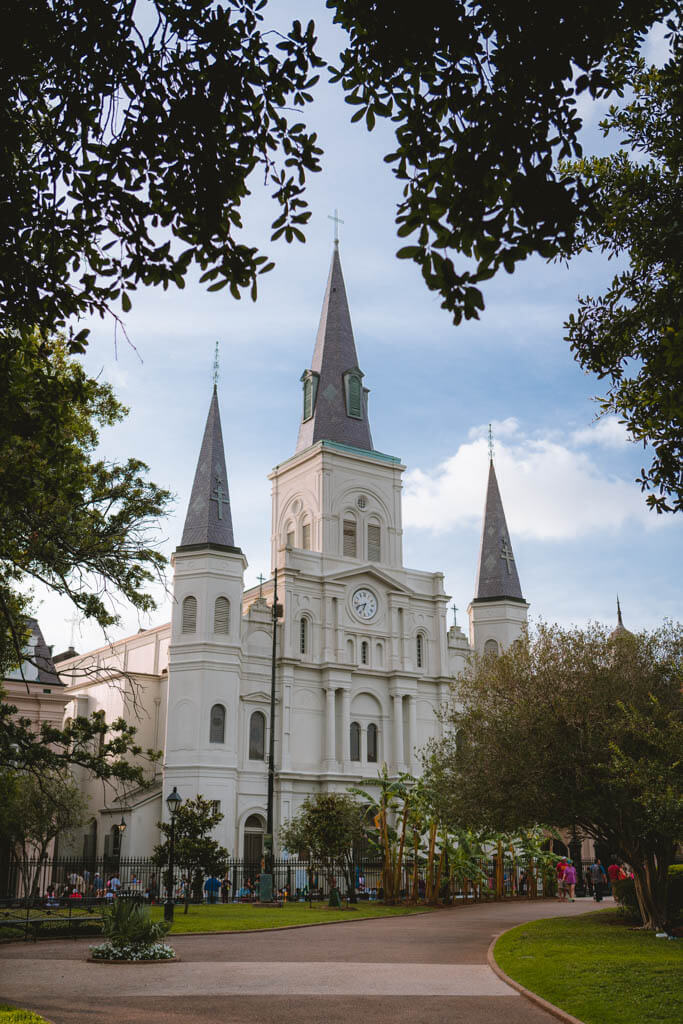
[494,909,682,1024]
[149,901,430,933]
[0,1007,51,1024]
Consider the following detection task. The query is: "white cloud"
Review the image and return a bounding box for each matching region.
[572,416,630,449]
[468,418,521,442]
[404,428,666,541]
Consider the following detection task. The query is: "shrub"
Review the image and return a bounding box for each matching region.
[101,898,170,948]
[614,865,683,926]
[90,940,175,961]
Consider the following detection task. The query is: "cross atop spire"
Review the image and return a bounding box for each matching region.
[617,594,623,628]
[328,208,344,248]
[213,341,220,388]
[295,245,373,453]
[473,460,524,602]
[179,388,237,550]
[488,423,494,463]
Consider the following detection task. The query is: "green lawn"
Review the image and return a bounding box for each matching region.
[494,909,682,1024]
[0,1007,50,1024]
[150,901,430,933]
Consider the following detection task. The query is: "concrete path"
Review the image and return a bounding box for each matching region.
[0,897,602,1024]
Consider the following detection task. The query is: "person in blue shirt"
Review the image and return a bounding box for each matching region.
[204,875,221,904]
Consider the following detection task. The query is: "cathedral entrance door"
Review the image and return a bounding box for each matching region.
[243,814,265,893]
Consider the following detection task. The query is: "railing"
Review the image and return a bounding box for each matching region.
[0,854,564,905]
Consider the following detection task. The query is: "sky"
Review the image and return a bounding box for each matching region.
[31,9,680,656]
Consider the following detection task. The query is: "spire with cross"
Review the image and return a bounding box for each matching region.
[213,341,220,388]
[180,386,237,549]
[488,423,494,463]
[474,458,524,602]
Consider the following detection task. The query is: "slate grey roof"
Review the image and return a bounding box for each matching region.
[5,617,61,685]
[473,460,525,602]
[180,386,236,549]
[296,246,374,452]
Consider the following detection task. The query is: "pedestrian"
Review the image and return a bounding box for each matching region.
[607,860,623,899]
[221,872,231,903]
[146,874,158,903]
[556,859,568,901]
[589,860,604,901]
[204,874,220,904]
[563,860,577,901]
[108,873,121,895]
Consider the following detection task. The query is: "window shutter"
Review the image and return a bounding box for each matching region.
[416,634,423,668]
[303,377,312,420]
[367,723,378,763]
[249,712,265,760]
[210,704,225,744]
[299,618,307,654]
[367,524,381,562]
[348,375,362,418]
[182,596,197,633]
[350,722,361,762]
[361,641,368,665]
[214,597,230,634]
[286,530,295,547]
[302,523,311,550]
[343,519,357,557]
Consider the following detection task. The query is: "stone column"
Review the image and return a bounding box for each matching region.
[341,689,351,767]
[392,693,404,771]
[407,694,418,770]
[324,687,336,769]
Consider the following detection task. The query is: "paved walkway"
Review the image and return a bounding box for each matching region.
[0,897,601,1023]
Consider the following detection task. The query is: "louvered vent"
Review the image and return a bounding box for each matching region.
[182,596,197,633]
[367,524,381,562]
[214,597,230,635]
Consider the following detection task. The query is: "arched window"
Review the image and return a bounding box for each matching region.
[285,521,295,547]
[367,522,381,562]
[182,595,197,633]
[110,824,121,857]
[360,640,369,665]
[209,703,225,744]
[299,617,308,654]
[416,633,424,669]
[214,596,230,635]
[343,517,357,557]
[484,639,499,657]
[367,723,378,763]
[249,711,265,760]
[346,638,355,664]
[350,721,361,762]
[375,642,384,667]
[303,376,313,420]
[244,814,265,864]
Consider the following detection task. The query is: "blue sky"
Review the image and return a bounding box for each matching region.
[33,9,680,654]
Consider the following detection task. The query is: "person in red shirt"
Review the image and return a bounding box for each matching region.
[607,860,625,899]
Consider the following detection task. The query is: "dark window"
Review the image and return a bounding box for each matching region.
[343,518,357,557]
[416,634,424,669]
[484,638,499,656]
[350,721,361,761]
[303,377,313,420]
[361,640,368,665]
[111,825,121,857]
[302,522,311,550]
[249,711,266,760]
[182,595,197,633]
[300,618,308,654]
[367,723,378,763]
[367,523,381,562]
[210,703,226,744]
[214,597,230,634]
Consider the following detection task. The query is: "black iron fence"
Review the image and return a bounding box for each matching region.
[0,854,571,905]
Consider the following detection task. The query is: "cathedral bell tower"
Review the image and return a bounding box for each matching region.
[164,386,247,850]
[468,456,529,654]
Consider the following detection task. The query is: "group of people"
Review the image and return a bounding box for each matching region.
[43,872,161,904]
[555,857,630,903]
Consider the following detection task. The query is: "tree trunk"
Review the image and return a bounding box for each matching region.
[394,803,408,901]
[628,848,671,930]
[411,830,419,902]
[425,821,437,901]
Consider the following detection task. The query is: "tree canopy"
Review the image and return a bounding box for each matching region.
[279,791,366,896]
[423,621,683,929]
[563,52,683,513]
[153,795,229,909]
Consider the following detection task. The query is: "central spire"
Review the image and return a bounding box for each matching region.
[296,246,373,453]
[179,386,236,549]
[474,459,524,602]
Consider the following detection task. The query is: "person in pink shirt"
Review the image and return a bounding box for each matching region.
[563,860,577,902]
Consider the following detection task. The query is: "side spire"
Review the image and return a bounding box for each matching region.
[180,386,236,549]
[474,459,524,602]
[296,246,373,453]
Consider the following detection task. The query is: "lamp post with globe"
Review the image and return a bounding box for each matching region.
[164,787,182,923]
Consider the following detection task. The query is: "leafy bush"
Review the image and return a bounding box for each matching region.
[100,899,170,949]
[614,866,683,925]
[90,940,175,961]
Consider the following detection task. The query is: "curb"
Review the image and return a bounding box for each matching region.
[487,931,587,1024]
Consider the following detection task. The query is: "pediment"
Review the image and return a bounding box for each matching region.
[241,691,279,705]
[324,563,414,596]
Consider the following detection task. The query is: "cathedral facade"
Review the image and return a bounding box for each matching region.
[59,246,528,861]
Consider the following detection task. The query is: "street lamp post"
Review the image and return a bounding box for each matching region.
[164,787,182,923]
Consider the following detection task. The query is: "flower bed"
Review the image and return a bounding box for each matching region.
[90,940,175,962]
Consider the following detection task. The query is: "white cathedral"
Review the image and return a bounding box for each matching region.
[59,245,529,863]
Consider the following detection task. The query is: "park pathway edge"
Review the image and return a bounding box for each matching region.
[487,931,587,1024]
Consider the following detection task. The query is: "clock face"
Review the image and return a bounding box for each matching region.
[352,588,377,621]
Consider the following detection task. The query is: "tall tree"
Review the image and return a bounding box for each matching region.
[279,792,366,899]
[563,49,683,513]
[153,795,229,913]
[423,621,683,930]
